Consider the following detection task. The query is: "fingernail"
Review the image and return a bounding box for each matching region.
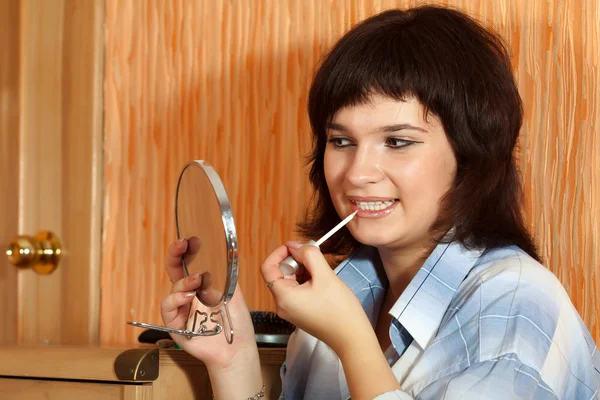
[183,291,196,297]
[190,272,201,281]
[286,241,303,249]
[179,237,186,243]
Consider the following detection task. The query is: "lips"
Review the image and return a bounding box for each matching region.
[348,197,399,218]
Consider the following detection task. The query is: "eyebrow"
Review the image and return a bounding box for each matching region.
[326,122,428,133]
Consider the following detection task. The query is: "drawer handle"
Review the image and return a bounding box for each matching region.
[114,348,159,381]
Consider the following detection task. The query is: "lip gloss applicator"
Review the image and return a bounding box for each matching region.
[278,210,359,275]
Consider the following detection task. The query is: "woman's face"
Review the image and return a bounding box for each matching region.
[324,94,457,252]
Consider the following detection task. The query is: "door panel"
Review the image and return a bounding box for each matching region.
[0,0,103,345]
[0,0,20,345]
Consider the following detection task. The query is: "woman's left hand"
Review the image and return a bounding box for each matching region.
[261,241,372,354]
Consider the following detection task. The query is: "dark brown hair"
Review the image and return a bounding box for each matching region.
[299,5,541,262]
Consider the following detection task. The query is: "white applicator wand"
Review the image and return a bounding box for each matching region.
[279,210,359,275]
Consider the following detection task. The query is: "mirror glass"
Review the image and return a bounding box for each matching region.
[175,161,238,308]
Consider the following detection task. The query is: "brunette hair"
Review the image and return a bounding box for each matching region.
[299,5,541,262]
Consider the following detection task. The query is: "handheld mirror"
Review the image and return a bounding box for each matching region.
[128,160,238,344]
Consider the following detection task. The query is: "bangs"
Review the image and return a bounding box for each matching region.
[308,11,461,133]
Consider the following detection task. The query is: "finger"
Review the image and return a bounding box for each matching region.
[198,288,224,305]
[287,244,332,280]
[198,271,213,291]
[170,272,204,294]
[166,239,188,283]
[267,275,300,299]
[260,245,291,284]
[184,236,201,265]
[165,237,204,282]
[195,273,222,305]
[160,291,196,325]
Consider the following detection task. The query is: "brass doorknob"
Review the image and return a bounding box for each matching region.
[5,231,62,275]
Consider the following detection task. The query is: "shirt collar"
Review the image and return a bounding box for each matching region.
[335,241,483,349]
[334,246,388,326]
[389,241,483,349]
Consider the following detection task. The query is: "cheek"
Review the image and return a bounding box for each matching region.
[323,151,344,189]
[437,152,458,192]
[390,156,455,204]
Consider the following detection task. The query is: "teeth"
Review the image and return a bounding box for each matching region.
[354,200,396,211]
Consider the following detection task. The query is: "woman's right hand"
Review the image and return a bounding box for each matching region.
[160,238,258,370]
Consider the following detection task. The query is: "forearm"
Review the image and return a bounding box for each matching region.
[207,344,263,400]
[336,329,401,400]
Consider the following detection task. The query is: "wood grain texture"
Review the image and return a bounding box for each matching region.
[0,378,152,400]
[17,0,104,345]
[102,0,600,344]
[0,0,20,345]
[155,348,285,399]
[18,0,66,346]
[0,345,281,399]
[59,0,105,346]
[0,345,151,381]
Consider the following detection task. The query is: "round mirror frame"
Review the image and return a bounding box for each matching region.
[175,160,239,307]
[127,160,239,343]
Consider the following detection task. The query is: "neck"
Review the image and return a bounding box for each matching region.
[377,242,434,299]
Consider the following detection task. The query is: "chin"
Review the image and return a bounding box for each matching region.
[347,226,398,248]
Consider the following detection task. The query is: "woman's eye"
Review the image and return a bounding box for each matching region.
[328,137,353,147]
[386,138,414,148]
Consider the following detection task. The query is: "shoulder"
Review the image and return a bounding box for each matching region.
[462,246,571,340]
[437,245,599,397]
[456,246,588,352]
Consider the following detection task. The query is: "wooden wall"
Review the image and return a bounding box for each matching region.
[101,0,600,344]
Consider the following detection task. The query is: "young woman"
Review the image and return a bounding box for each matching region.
[161,6,600,399]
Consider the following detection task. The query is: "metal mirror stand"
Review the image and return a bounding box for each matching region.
[127,161,237,344]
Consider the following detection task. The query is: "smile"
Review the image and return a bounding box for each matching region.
[349,198,399,218]
[353,200,395,210]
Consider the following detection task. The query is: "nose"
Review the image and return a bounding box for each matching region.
[345,147,384,187]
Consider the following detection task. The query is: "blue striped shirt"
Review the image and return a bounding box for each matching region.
[279,242,600,399]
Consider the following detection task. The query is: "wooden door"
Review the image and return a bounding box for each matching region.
[0,0,104,345]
